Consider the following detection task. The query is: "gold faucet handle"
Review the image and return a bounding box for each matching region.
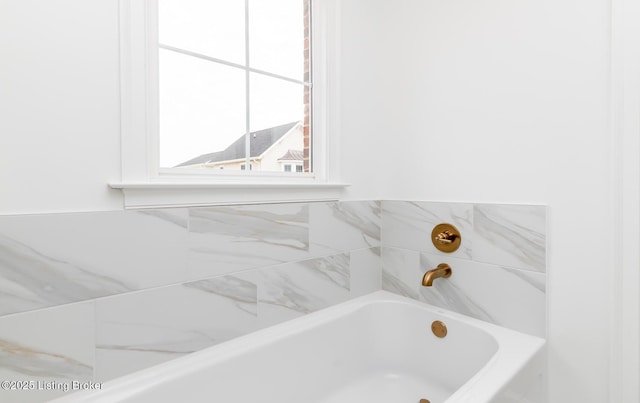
[434,230,457,244]
[431,223,462,253]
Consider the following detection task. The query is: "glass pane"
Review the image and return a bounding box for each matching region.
[159,49,246,168]
[249,0,308,81]
[159,0,245,65]
[249,73,307,172]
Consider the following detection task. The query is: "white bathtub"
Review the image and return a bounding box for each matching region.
[53,291,546,403]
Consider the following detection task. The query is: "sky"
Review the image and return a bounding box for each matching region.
[157,0,307,167]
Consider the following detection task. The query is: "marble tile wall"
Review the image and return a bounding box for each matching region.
[0,302,94,403]
[0,199,545,402]
[0,200,381,401]
[381,201,547,338]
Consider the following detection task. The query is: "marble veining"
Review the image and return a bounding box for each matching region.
[0,235,132,316]
[189,204,309,251]
[97,344,185,356]
[0,339,92,379]
[94,323,243,382]
[331,201,381,247]
[137,208,189,229]
[187,204,311,277]
[306,201,380,260]
[301,253,350,289]
[348,247,382,298]
[95,273,258,380]
[418,280,497,324]
[473,204,546,272]
[259,253,351,318]
[259,272,327,315]
[188,246,285,270]
[96,325,236,355]
[184,275,257,316]
[381,270,419,300]
[380,246,421,299]
[507,268,546,293]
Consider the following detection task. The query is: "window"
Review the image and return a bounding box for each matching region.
[158,0,311,174]
[281,162,303,173]
[115,0,345,208]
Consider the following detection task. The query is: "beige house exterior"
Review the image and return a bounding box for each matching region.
[176,122,305,172]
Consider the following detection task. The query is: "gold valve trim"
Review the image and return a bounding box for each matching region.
[431,223,461,253]
[431,321,447,338]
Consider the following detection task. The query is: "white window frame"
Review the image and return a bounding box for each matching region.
[112,0,346,208]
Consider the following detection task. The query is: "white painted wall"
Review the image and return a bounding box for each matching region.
[339,0,614,402]
[0,0,123,214]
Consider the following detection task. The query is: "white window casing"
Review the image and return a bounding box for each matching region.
[112,0,347,208]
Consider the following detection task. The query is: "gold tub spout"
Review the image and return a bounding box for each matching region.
[422,263,452,286]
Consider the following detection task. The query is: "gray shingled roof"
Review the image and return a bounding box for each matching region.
[175,121,299,167]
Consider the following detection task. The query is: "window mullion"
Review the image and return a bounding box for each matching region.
[158,44,246,71]
[158,44,309,87]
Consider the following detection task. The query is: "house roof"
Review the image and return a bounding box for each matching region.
[278,149,304,161]
[175,121,299,167]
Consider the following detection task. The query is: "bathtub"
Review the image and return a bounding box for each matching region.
[53,291,546,403]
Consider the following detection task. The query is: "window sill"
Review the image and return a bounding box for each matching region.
[109,182,350,209]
